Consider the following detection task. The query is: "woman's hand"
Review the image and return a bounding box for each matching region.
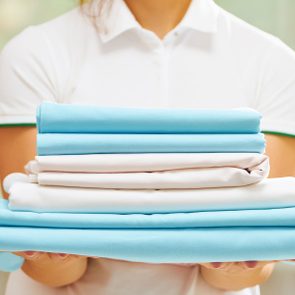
[15,251,84,264]
[199,261,275,291]
[14,251,88,288]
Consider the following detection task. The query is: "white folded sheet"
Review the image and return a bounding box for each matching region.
[26,153,269,189]
[7,177,295,214]
[27,153,269,173]
[27,166,266,189]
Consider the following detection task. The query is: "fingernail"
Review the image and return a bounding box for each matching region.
[58,253,68,259]
[245,261,258,268]
[24,251,36,257]
[211,262,222,268]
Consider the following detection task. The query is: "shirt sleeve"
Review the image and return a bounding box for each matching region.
[0,26,57,126]
[256,37,295,137]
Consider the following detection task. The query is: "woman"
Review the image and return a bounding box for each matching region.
[0,0,295,294]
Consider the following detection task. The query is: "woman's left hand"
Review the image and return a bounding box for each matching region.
[199,261,276,291]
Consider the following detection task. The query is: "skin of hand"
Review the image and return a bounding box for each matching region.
[14,251,88,288]
[199,261,275,291]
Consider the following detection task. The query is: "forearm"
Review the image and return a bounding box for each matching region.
[0,127,36,198]
[265,134,295,177]
[22,255,88,288]
[200,263,274,291]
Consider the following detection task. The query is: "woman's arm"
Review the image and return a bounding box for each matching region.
[0,127,36,198]
[266,134,295,177]
[0,127,88,287]
[200,134,295,291]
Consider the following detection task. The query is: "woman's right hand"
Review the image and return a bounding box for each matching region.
[15,251,76,261]
[14,251,88,288]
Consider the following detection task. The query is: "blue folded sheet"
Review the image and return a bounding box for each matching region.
[0,252,24,272]
[1,226,295,266]
[2,198,295,271]
[37,102,261,134]
[37,133,265,155]
[2,200,295,229]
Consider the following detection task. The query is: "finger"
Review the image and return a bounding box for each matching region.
[49,253,70,261]
[244,261,259,269]
[15,251,43,261]
[242,261,276,270]
[211,262,225,269]
[199,262,230,270]
[89,256,100,259]
[49,253,84,261]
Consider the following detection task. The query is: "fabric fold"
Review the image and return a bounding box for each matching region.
[27,153,269,173]
[37,102,262,134]
[1,226,295,263]
[0,252,24,272]
[37,133,265,156]
[27,167,266,189]
[7,177,295,214]
[26,153,269,189]
[3,199,295,229]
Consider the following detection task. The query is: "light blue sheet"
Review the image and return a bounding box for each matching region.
[1,227,295,266]
[0,252,24,272]
[2,199,295,271]
[37,133,265,155]
[2,200,295,229]
[37,102,261,134]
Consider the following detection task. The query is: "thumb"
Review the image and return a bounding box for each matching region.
[14,251,43,261]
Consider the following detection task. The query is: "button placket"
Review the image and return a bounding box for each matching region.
[154,45,171,107]
[139,29,177,107]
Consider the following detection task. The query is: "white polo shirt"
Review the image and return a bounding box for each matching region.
[0,0,295,136]
[1,0,295,294]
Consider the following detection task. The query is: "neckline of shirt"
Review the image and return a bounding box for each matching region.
[87,0,220,44]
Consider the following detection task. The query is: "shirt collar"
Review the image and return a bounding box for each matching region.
[97,0,140,43]
[98,0,220,43]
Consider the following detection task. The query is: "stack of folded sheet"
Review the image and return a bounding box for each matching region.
[1,102,295,272]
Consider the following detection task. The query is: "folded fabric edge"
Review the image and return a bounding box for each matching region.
[2,226,295,264]
[0,252,24,272]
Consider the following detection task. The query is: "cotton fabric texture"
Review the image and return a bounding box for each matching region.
[27,153,269,173]
[0,252,24,272]
[26,153,269,189]
[36,103,265,155]
[7,177,295,214]
[37,102,261,134]
[3,199,295,229]
[2,224,295,264]
[37,133,265,155]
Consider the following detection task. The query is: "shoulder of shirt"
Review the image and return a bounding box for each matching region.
[217,6,295,57]
[1,7,92,63]
[37,6,93,41]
